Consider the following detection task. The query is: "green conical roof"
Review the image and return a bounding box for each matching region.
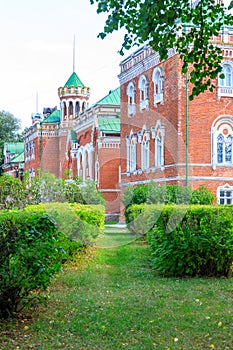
[64,72,84,88]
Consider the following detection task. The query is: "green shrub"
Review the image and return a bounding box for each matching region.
[125,204,163,235]
[191,185,215,204]
[123,183,215,208]
[0,175,28,209]
[147,205,233,277]
[0,210,62,318]
[26,202,105,244]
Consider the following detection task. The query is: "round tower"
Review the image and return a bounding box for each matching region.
[58,72,90,122]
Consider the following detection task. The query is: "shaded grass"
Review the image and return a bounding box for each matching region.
[1,231,233,349]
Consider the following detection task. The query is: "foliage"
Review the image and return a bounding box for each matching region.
[90,0,233,99]
[62,179,84,204]
[0,174,28,210]
[147,205,233,277]
[0,210,62,318]
[1,238,233,349]
[79,179,106,205]
[26,202,105,243]
[125,203,162,235]
[29,171,66,204]
[29,172,105,206]
[0,110,22,166]
[123,183,214,209]
[191,184,215,204]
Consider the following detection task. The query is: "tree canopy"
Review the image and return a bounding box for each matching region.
[90,0,233,99]
[0,110,22,166]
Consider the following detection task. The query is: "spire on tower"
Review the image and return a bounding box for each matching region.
[73,35,75,73]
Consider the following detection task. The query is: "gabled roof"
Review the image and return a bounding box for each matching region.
[98,116,120,134]
[4,142,24,155]
[96,87,120,106]
[64,72,84,88]
[43,110,61,124]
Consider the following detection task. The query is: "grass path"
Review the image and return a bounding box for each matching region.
[1,228,233,349]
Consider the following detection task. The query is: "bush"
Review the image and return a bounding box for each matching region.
[0,210,62,318]
[123,183,215,208]
[26,202,105,244]
[0,175,28,209]
[125,204,163,235]
[147,205,233,277]
[191,185,215,204]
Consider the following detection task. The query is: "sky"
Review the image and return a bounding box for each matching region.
[0,0,132,129]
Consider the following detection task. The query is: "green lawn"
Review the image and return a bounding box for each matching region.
[1,229,233,349]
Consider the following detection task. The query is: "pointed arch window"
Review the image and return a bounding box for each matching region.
[152,67,164,106]
[141,128,150,171]
[218,61,233,97]
[216,133,233,164]
[127,82,136,117]
[138,75,149,112]
[212,116,233,169]
[126,132,137,173]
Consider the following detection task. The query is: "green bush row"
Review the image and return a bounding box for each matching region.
[26,202,105,243]
[0,203,105,318]
[127,204,233,277]
[0,210,62,318]
[123,183,215,209]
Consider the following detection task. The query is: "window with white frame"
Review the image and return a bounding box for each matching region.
[139,75,149,111]
[126,133,137,173]
[217,184,233,204]
[152,122,165,168]
[218,61,233,98]
[212,117,233,169]
[141,129,150,171]
[152,67,164,106]
[127,82,136,117]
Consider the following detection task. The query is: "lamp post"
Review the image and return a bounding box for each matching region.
[40,121,43,174]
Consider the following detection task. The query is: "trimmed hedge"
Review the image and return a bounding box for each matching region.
[146,205,233,277]
[0,203,104,318]
[25,202,105,245]
[0,210,62,317]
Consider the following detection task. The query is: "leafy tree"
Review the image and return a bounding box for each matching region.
[90,0,233,99]
[0,110,22,166]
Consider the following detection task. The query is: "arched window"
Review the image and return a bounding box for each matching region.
[212,116,233,169]
[127,82,136,117]
[141,128,150,171]
[126,131,137,173]
[75,101,80,116]
[138,75,149,112]
[152,67,164,106]
[219,65,232,87]
[69,101,73,118]
[218,61,233,98]
[217,184,233,204]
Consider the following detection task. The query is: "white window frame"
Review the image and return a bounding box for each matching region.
[212,118,233,169]
[127,82,136,117]
[126,132,137,173]
[152,67,164,106]
[217,184,233,204]
[218,60,233,98]
[138,75,149,112]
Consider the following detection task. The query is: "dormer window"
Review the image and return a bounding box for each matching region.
[152,67,164,106]
[139,75,149,112]
[218,61,233,98]
[127,82,136,117]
